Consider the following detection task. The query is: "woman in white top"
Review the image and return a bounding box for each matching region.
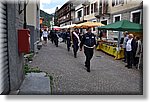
[42,29,48,45]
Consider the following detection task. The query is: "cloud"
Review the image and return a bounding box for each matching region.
[41,5,62,14]
[40,0,52,10]
[41,7,56,14]
[40,0,52,4]
[40,0,69,14]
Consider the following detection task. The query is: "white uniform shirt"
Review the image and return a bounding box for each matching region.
[126,38,133,51]
[43,31,48,37]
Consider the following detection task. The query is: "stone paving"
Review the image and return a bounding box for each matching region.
[29,41,142,95]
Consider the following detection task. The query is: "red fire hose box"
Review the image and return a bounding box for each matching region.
[18,29,30,54]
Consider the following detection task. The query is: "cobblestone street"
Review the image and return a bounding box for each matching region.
[29,41,142,95]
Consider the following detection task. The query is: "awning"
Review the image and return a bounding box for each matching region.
[98,20,143,32]
[74,21,105,28]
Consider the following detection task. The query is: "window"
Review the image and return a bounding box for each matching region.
[91,4,94,14]
[87,6,90,15]
[113,14,121,22]
[115,16,120,22]
[132,12,140,24]
[112,0,124,6]
[94,2,98,12]
[77,10,82,18]
[103,0,108,14]
[67,13,69,18]
[84,7,86,16]
[101,20,107,25]
[131,10,141,24]
[112,0,115,6]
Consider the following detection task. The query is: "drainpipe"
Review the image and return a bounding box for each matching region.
[23,0,27,29]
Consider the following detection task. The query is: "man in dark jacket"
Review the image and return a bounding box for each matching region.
[66,28,71,51]
[50,30,54,44]
[72,28,80,58]
[80,28,96,72]
[125,34,136,68]
[53,30,59,47]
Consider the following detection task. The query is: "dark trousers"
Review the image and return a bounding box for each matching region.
[54,38,58,47]
[126,51,133,67]
[135,57,139,67]
[124,48,127,62]
[84,47,94,71]
[73,44,79,57]
[51,37,54,44]
[67,39,71,51]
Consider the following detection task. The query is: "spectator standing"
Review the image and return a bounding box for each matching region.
[125,34,136,68]
[122,31,129,63]
[135,36,142,68]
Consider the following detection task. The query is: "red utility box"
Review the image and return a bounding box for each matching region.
[18,29,30,54]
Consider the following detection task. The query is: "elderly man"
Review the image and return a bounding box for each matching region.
[125,34,136,68]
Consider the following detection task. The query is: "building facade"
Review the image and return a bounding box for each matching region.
[0,0,41,94]
[0,0,25,94]
[26,0,40,53]
[55,0,142,38]
[93,0,143,40]
[55,0,86,27]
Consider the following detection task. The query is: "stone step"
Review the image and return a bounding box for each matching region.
[26,72,47,78]
[19,73,51,95]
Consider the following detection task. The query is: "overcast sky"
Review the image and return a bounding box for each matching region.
[40,0,69,14]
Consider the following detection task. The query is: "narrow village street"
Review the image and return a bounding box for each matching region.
[29,41,142,95]
[0,0,144,96]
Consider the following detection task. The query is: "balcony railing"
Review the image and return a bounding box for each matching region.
[94,4,109,18]
[94,11,101,18]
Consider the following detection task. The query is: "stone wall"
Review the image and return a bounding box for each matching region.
[7,2,24,92]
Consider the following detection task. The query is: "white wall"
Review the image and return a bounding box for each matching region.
[26,0,40,29]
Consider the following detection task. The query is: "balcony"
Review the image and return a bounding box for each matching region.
[94,11,101,18]
[94,5,110,18]
[59,17,71,24]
